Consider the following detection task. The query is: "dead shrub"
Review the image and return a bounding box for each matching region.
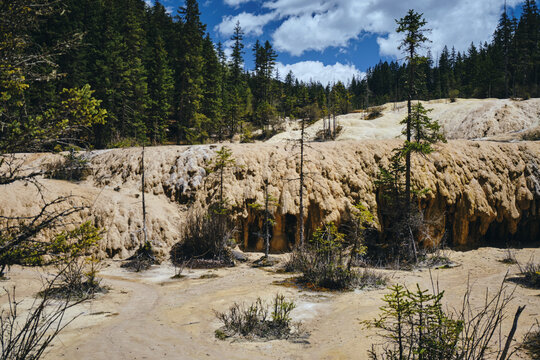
[517,262,540,289]
[46,151,90,181]
[523,321,540,359]
[214,293,300,340]
[121,241,159,272]
[1,272,85,359]
[42,257,106,300]
[170,207,235,268]
[499,248,518,265]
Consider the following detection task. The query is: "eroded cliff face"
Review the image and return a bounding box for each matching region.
[2,140,539,258]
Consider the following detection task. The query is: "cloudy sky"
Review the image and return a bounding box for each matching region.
[150,0,523,85]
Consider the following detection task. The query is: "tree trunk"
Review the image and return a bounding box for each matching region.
[299,117,305,247]
[141,145,148,245]
[264,180,270,258]
[498,305,525,360]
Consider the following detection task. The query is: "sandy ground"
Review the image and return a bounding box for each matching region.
[1,247,538,360]
[268,98,540,143]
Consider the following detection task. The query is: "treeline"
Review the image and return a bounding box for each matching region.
[23,0,351,148]
[354,0,540,107]
[5,0,540,149]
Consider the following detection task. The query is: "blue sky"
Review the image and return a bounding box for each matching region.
[149,0,523,85]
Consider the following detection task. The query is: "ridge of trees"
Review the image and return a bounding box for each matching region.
[3,0,540,150]
[357,1,540,107]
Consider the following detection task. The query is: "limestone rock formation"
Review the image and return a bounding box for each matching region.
[1,139,538,258]
[268,98,540,143]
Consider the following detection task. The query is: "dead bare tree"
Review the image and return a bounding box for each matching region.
[0,264,87,360]
[141,145,148,245]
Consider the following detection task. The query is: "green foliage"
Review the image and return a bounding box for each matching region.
[0,221,101,275]
[294,222,372,290]
[50,221,101,260]
[448,89,459,102]
[214,293,298,340]
[239,121,255,143]
[146,34,173,144]
[366,281,522,360]
[109,137,141,148]
[396,10,431,61]
[207,146,237,208]
[399,102,446,154]
[364,284,463,360]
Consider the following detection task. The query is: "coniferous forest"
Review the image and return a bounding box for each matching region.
[2,0,540,149]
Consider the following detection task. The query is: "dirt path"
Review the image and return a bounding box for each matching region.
[29,248,540,360]
[51,275,163,359]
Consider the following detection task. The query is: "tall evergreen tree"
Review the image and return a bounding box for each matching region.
[396,9,430,212]
[146,32,173,144]
[177,0,206,144]
[227,21,246,138]
[201,35,223,140]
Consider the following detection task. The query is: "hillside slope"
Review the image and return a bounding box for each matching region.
[268,98,540,142]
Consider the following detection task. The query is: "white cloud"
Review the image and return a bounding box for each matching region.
[224,0,253,7]
[222,39,235,61]
[275,61,365,85]
[256,0,521,58]
[215,11,277,37]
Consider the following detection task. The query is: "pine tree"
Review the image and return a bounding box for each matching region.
[226,21,246,138]
[396,9,431,212]
[515,0,540,96]
[146,33,173,144]
[177,0,206,144]
[253,40,278,131]
[201,34,223,140]
[494,4,515,97]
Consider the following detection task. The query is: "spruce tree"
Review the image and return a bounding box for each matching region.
[494,4,515,97]
[201,34,223,140]
[177,0,206,144]
[396,9,430,212]
[227,21,246,139]
[146,33,173,144]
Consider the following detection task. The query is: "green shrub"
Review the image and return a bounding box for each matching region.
[366,281,521,360]
[288,221,386,290]
[449,89,459,102]
[300,223,356,289]
[109,137,140,148]
[365,284,463,360]
[214,293,298,340]
[0,221,101,277]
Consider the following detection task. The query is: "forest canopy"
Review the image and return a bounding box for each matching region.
[1,0,539,150]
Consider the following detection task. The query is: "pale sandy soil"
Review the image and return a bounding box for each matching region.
[2,247,538,360]
[268,98,540,143]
